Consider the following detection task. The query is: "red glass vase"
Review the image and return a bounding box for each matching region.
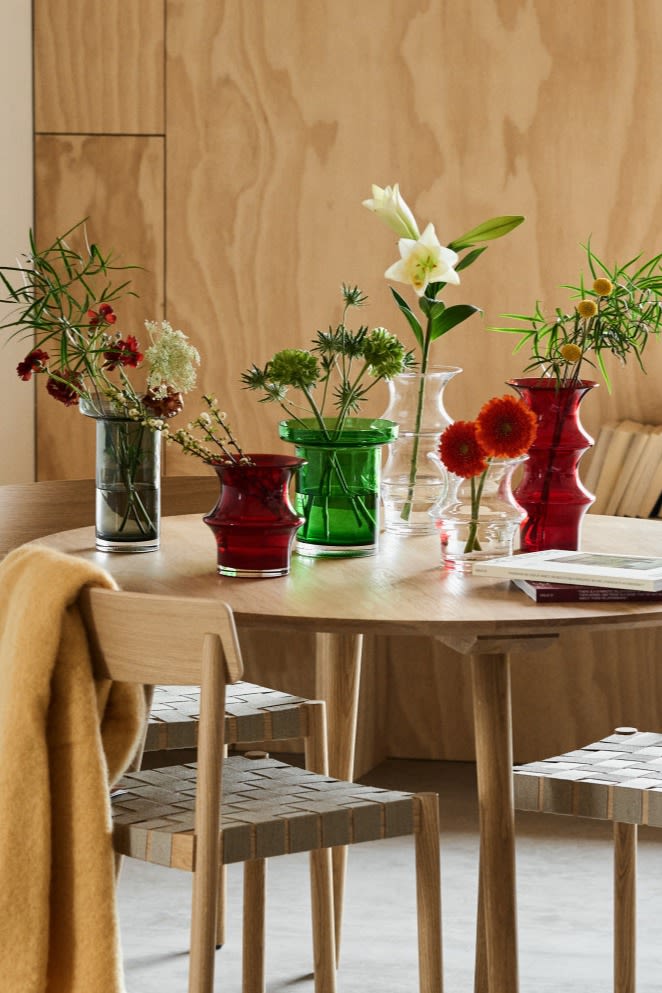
[203,454,305,577]
[508,378,597,552]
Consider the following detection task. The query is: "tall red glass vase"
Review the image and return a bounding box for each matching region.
[508,378,597,552]
[204,454,305,577]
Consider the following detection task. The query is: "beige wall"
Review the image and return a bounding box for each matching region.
[0,0,33,483]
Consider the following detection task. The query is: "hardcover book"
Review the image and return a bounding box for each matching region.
[472,549,662,592]
[512,578,662,603]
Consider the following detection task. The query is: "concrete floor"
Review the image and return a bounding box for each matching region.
[117,759,662,992]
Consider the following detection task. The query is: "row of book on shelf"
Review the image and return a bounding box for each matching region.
[585,418,662,519]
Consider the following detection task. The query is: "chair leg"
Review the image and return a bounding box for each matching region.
[614,821,636,993]
[243,859,266,993]
[474,857,488,993]
[215,742,229,947]
[415,793,443,993]
[303,698,345,970]
[215,864,226,948]
[310,848,337,993]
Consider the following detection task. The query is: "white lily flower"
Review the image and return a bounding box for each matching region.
[362,183,420,240]
[384,223,460,296]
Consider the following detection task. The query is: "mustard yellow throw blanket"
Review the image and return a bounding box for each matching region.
[0,545,146,993]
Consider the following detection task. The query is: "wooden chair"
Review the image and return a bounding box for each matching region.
[0,477,342,951]
[80,586,443,993]
[513,726,659,993]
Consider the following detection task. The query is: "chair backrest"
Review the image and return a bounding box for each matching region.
[78,587,243,686]
[0,475,218,557]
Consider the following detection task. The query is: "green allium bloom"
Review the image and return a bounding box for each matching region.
[145,320,200,394]
[267,349,319,389]
[362,326,407,378]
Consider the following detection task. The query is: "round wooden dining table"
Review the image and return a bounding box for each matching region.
[42,513,662,993]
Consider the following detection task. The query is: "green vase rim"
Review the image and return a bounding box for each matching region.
[279,416,398,447]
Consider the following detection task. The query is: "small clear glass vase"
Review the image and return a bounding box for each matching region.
[380,366,461,536]
[429,454,527,574]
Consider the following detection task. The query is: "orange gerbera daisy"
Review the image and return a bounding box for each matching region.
[475,395,537,458]
[439,420,488,478]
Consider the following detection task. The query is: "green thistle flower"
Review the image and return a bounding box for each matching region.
[362,327,407,378]
[243,284,408,439]
[267,349,319,389]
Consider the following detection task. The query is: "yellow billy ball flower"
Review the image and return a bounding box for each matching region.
[592,277,613,296]
[559,343,583,363]
[576,299,598,319]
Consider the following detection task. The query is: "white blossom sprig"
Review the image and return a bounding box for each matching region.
[128,393,252,466]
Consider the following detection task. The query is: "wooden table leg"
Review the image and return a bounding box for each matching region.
[471,651,519,993]
[314,631,363,966]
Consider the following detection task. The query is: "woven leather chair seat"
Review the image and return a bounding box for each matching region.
[113,754,416,870]
[145,681,309,752]
[514,728,662,825]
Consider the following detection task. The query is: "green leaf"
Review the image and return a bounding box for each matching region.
[430,304,481,341]
[418,297,445,321]
[447,215,525,252]
[390,287,423,349]
[455,246,487,272]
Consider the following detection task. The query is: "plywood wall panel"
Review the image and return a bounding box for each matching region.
[384,627,662,765]
[34,0,164,135]
[34,135,164,480]
[31,0,662,765]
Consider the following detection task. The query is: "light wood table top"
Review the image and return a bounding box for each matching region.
[41,513,662,993]
[43,513,662,637]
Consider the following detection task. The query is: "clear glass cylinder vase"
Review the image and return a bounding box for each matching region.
[429,454,527,574]
[380,366,461,535]
[83,401,161,553]
[279,417,397,557]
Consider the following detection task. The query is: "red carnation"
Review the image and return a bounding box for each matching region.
[45,370,83,406]
[439,421,488,478]
[88,303,116,326]
[103,335,144,371]
[475,395,537,458]
[16,349,49,381]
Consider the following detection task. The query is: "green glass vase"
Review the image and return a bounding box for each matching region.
[278,417,398,557]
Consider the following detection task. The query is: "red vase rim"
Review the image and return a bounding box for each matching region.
[209,453,306,471]
[507,377,598,391]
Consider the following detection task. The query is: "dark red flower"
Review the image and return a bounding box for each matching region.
[142,386,184,419]
[16,349,49,381]
[439,421,488,478]
[103,335,144,371]
[88,303,116,326]
[45,370,83,406]
[475,395,537,458]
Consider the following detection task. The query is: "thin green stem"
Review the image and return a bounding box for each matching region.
[400,323,432,521]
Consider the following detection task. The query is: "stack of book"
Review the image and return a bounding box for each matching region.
[585,419,662,518]
[473,549,662,602]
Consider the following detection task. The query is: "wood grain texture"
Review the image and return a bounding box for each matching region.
[34,0,164,134]
[40,514,662,771]
[31,0,662,767]
[34,135,164,480]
